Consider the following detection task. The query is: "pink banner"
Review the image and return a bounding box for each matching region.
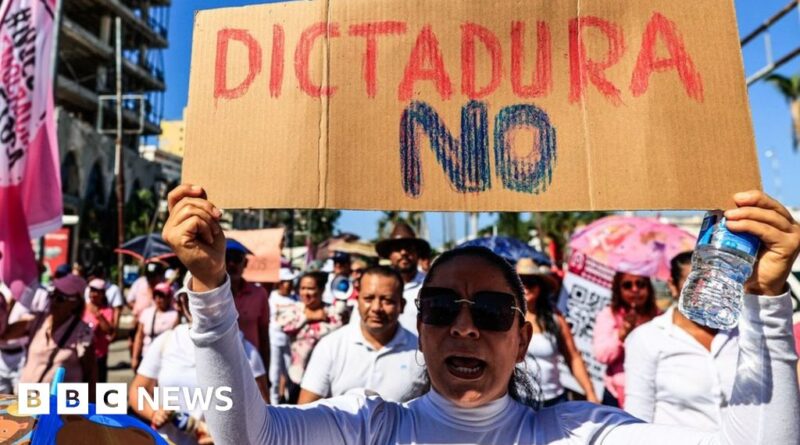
[0,0,61,290]
[225,228,285,283]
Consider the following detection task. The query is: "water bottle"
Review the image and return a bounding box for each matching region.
[679,210,760,329]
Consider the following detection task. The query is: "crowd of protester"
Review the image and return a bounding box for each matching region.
[0,192,798,444]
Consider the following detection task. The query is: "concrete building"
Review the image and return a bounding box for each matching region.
[159,118,185,157]
[139,144,181,184]
[54,0,171,265]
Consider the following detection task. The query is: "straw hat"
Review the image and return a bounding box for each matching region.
[375,222,431,259]
[515,258,559,296]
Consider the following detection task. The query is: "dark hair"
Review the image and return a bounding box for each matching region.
[299,271,328,290]
[422,246,526,323]
[670,251,693,285]
[610,272,658,317]
[49,291,86,320]
[87,264,107,279]
[175,291,191,324]
[407,365,542,410]
[416,246,541,408]
[360,266,404,294]
[522,278,561,341]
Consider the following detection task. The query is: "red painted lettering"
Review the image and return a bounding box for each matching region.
[295,22,340,98]
[569,17,625,105]
[461,23,502,99]
[349,21,407,98]
[398,25,453,101]
[630,12,703,101]
[214,29,262,100]
[510,21,552,98]
[270,25,285,98]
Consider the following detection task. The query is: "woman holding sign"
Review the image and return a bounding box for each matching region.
[163,185,799,444]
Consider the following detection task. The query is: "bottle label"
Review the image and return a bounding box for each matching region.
[696,211,760,256]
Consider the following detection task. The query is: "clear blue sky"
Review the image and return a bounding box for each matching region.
[163,1,800,247]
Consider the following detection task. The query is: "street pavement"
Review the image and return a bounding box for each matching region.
[107,312,136,384]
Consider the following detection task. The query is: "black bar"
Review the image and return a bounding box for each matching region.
[747,45,800,85]
[741,0,798,46]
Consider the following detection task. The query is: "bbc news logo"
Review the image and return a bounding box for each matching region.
[17,383,233,415]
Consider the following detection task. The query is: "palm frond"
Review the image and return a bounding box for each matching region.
[766,74,798,100]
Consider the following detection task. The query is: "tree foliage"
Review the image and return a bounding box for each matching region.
[124,188,158,239]
[376,211,424,239]
[491,211,609,265]
[766,73,800,151]
[305,210,342,245]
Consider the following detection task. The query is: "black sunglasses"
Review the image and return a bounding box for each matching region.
[50,290,81,304]
[415,287,524,332]
[621,279,648,290]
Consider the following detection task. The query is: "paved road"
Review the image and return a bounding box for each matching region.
[107,313,136,384]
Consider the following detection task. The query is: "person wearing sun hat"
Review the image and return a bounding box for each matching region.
[362,222,432,336]
[19,274,96,388]
[516,257,599,406]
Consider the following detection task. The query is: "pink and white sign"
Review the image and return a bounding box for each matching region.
[0,0,61,289]
[556,251,615,399]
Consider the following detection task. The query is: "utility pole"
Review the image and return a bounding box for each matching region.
[741,1,800,85]
[114,17,124,288]
[468,213,479,240]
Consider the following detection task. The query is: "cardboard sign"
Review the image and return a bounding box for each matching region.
[225,228,284,282]
[183,0,760,211]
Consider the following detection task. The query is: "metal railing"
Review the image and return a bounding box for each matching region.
[741,1,800,85]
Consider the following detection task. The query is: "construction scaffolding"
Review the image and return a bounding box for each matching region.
[741,0,800,86]
[56,0,170,143]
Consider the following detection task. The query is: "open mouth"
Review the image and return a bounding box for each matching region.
[445,356,487,380]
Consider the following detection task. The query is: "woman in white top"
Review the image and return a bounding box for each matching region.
[131,281,180,371]
[516,259,599,406]
[128,287,269,445]
[624,251,739,430]
[268,267,299,404]
[163,185,800,445]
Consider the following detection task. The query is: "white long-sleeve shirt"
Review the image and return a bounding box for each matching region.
[624,307,739,430]
[188,277,799,444]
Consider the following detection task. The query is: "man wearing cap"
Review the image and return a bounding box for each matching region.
[19,274,96,390]
[369,222,430,335]
[323,251,353,305]
[226,239,271,371]
[268,267,298,403]
[298,266,424,404]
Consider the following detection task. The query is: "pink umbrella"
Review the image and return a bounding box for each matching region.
[569,216,697,281]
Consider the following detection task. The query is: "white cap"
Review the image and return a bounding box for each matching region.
[279,268,297,282]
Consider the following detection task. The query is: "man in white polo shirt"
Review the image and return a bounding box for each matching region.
[349,223,429,336]
[298,266,425,403]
